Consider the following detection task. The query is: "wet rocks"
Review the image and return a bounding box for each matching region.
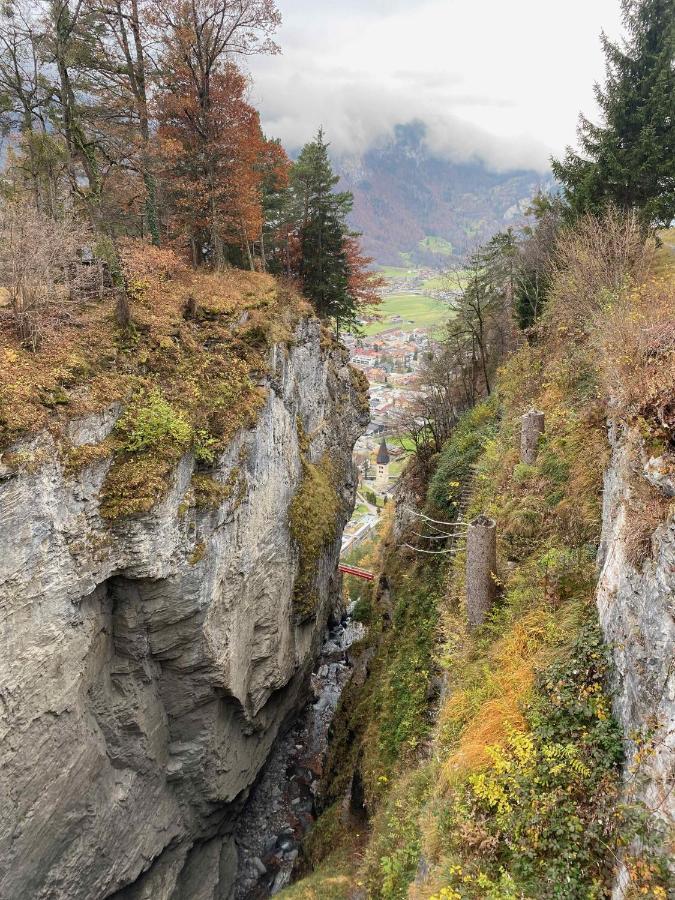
[234,613,365,899]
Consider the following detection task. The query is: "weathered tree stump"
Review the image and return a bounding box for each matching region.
[466,515,497,629]
[520,409,545,464]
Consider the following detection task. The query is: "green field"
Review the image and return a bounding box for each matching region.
[388,434,417,452]
[378,265,417,279]
[362,293,451,336]
[421,270,467,292]
[418,235,454,256]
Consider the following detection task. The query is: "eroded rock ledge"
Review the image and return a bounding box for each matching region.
[0,318,367,900]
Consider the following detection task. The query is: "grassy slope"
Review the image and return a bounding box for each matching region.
[282,253,674,899]
[378,266,418,279]
[421,272,467,292]
[0,242,312,519]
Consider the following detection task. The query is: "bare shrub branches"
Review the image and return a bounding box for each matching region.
[547,207,656,330]
[0,200,91,348]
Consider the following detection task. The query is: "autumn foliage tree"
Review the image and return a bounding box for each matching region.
[157,63,269,266]
[0,0,382,342]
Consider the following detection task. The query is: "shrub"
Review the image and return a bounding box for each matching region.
[116,388,192,453]
[0,199,92,349]
[444,625,624,899]
[427,398,499,518]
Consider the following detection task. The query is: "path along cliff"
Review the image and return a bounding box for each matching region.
[276,237,674,900]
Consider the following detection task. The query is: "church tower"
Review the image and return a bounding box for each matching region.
[376,438,390,486]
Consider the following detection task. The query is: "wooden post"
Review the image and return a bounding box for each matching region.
[520,409,545,465]
[466,515,497,629]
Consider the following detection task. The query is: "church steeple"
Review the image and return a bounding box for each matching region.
[376,439,390,465]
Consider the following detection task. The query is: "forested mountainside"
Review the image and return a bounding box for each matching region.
[337,123,553,266]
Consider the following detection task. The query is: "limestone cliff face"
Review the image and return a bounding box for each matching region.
[0,318,367,900]
[596,424,675,887]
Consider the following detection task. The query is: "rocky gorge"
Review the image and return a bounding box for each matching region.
[0,316,368,900]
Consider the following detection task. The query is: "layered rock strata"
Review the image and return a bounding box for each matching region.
[596,424,675,889]
[0,319,366,900]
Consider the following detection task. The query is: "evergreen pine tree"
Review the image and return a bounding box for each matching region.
[552,0,675,227]
[291,129,355,328]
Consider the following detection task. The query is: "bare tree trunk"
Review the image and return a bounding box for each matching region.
[466,515,497,629]
[260,228,267,272]
[520,410,545,464]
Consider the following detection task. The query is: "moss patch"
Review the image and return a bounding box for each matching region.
[191,468,243,510]
[188,540,206,565]
[0,243,313,522]
[100,452,178,519]
[289,453,341,620]
[349,365,371,415]
[61,441,112,478]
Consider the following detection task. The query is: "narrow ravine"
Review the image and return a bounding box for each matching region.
[233,607,366,898]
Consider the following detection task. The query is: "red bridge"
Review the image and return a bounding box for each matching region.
[338,563,375,581]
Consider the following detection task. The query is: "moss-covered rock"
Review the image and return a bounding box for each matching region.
[289,453,341,620]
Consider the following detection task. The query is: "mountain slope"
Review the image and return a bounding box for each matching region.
[337,122,554,266]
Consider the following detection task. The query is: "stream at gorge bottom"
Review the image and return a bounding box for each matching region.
[233,607,365,898]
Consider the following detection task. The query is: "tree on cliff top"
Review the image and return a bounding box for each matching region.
[291,128,382,334]
[552,0,675,227]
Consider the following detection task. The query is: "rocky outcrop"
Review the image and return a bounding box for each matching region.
[596,424,675,886]
[0,318,367,900]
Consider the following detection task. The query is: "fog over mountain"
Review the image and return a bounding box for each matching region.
[247,0,621,265]
[334,122,554,266]
[249,0,623,172]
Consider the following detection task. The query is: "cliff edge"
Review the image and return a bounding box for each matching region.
[0,262,368,900]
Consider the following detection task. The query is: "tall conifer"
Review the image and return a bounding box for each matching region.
[552,0,675,227]
[292,128,354,326]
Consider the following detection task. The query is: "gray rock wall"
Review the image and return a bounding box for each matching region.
[0,319,366,900]
[596,424,675,889]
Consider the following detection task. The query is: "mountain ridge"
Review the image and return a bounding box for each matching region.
[335,122,555,265]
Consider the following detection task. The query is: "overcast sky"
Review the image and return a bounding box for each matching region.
[247,0,624,173]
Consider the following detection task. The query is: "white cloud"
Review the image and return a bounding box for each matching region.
[246,0,624,172]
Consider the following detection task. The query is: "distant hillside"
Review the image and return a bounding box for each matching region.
[336,122,554,266]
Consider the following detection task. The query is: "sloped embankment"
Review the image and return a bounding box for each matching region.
[281,256,674,899]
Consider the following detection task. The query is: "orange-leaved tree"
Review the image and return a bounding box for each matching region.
[151,0,280,267]
[157,62,269,267]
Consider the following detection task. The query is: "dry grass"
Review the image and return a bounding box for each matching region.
[546,207,656,333]
[0,239,309,451]
[599,274,675,448]
[437,608,571,783]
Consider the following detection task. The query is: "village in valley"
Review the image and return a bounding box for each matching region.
[340,266,454,555]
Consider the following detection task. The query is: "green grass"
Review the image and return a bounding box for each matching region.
[362,293,451,336]
[378,266,417,279]
[388,457,409,478]
[421,270,467,292]
[388,434,416,452]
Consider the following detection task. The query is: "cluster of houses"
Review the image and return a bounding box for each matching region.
[346,328,428,375]
[339,287,444,555]
[343,328,429,436]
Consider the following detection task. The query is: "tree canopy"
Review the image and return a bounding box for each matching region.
[0,0,379,342]
[552,0,675,227]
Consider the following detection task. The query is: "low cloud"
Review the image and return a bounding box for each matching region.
[252,66,553,172]
[247,0,623,174]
